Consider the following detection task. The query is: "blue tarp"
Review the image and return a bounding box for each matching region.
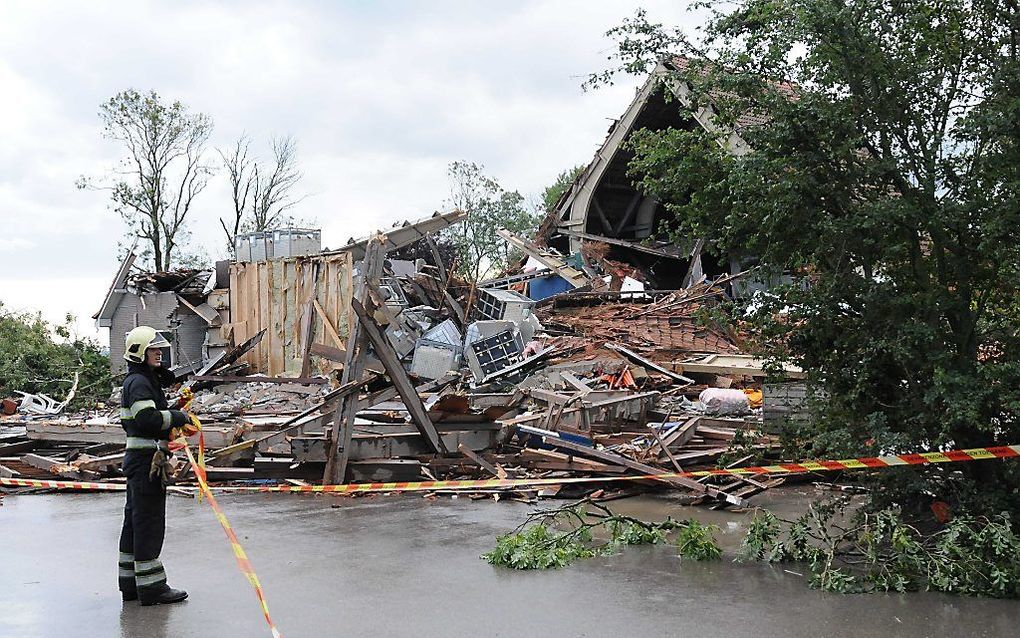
[527,274,572,300]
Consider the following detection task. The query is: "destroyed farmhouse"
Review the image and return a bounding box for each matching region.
[3,67,808,508]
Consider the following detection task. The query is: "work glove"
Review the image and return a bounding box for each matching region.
[148,449,170,485]
[182,413,201,437]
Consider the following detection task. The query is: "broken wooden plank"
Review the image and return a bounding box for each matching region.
[193,328,266,380]
[325,236,383,484]
[654,418,700,460]
[313,298,345,349]
[298,299,316,378]
[25,420,236,449]
[495,229,591,289]
[605,342,694,385]
[424,234,448,285]
[696,425,740,440]
[533,433,747,507]
[335,209,468,260]
[519,448,627,473]
[0,440,37,456]
[21,453,81,480]
[175,294,222,326]
[74,452,125,472]
[673,353,806,379]
[458,443,501,477]
[708,477,784,510]
[24,421,126,445]
[647,421,684,474]
[293,428,497,461]
[310,342,346,363]
[202,466,256,481]
[560,229,687,260]
[671,447,729,464]
[560,372,593,395]
[192,375,328,385]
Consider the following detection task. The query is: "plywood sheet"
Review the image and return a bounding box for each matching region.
[228,252,353,375]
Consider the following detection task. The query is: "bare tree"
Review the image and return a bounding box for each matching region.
[80,89,214,271]
[218,135,305,253]
[218,135,254,249]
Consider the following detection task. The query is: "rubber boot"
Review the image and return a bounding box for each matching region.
[122,589,138,602]
[139,584,188,606]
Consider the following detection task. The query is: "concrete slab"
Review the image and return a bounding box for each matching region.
[0,493,1017,638]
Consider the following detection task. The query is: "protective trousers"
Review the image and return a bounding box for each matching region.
[118,457,168,598]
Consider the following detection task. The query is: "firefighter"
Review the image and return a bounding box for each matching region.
[117,326,200,605]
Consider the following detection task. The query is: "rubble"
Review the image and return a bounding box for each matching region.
[2,214,810,511]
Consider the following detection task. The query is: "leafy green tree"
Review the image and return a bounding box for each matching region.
[443,161,540,281]
[0,303,111,409]
[79,89,214,271]
[593,3,1020,517]
[541,165,584,213]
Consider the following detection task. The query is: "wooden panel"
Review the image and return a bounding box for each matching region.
[227,253,354,375]
[258,261,270,371]
[26,420,237,448]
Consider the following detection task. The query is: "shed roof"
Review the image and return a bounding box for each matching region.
[93,251,136,327]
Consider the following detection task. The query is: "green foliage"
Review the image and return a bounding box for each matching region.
[0,302,111,409]
[592,2,1020,519]
[608,519,668,546]
[482,500,693,570]
[442,161,541,281]
[926,513,1020,597]
[79,88,214,271]
[675,520,722,561]
[738,510,782,562]
[540,165,584,213]
[740,502,1020,597]
[482,522,600,570]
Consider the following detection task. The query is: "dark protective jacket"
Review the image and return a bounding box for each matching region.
[120,361,188,476]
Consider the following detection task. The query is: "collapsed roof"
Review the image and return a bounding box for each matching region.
[548,58,757,256]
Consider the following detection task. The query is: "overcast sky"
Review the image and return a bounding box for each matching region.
[0,1,701,345]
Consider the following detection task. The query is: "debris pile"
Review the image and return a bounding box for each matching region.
[2,218,808,509]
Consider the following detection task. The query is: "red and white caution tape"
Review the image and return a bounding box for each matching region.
[180,439,283,638]
[224,443,1020,494]
[0,477,127,490]
[4,444,1017,495]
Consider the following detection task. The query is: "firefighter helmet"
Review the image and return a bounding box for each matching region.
[124,326,170,363]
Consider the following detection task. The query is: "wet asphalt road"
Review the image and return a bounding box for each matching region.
[1,491,1017,638]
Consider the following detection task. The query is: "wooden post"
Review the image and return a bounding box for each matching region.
[351,296,447,454]
[298,262,321,378]
[323,237,384,485]
[424,235,448,285]
[298,300,315,378]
